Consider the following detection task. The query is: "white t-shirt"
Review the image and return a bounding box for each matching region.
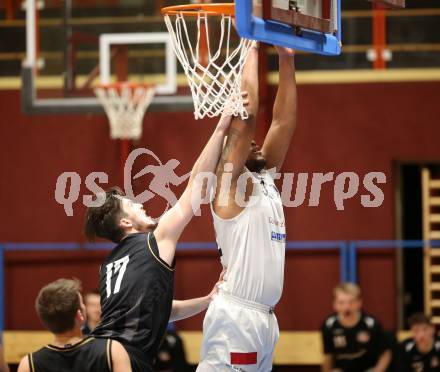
[211,168,286,307]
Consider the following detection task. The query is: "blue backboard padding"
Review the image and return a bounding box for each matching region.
[235,0,341,56]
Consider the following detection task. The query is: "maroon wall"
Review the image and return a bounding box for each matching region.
[1,81,440,331]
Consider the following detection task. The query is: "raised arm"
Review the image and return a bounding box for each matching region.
[261,46,297,172]
[154,113,235,265]
[216,43,260,182]
[213,43,259,219]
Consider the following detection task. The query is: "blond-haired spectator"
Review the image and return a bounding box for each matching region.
[321,283,391,372]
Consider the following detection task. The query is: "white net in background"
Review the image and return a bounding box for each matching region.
[164,11,253,120]
[94,84,156,140]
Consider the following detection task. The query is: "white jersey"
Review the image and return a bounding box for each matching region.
[211,168,286,307]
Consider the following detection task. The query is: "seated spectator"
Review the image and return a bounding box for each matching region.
[82,290,101,335]
[321,282,391,372]
[399,312,440,371]
[17,278,131,372]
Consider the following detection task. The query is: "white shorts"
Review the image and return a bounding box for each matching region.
[196,291,279,372]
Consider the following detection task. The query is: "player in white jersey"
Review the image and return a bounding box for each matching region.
[197,43,297,371]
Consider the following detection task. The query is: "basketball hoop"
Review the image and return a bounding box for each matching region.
[94,82,156,140]
[162,3,253,120]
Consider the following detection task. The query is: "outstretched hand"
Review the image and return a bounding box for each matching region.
[217,91,249,131]
[208,267,227,301]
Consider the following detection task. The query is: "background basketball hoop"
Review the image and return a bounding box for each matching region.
[94,82,156,186]
[94,82,156,141]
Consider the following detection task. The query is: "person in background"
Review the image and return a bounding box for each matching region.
[82,290,101,335]
[17,278,131,372]
[321,283,391,372]
[399,312,440,371]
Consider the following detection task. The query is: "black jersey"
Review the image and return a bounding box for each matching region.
[321,313,389,372]
[81,323,92,336]
[28,337,111,372]
[92,232,175,371]
[399,337,440,371]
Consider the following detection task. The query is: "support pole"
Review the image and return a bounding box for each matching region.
[339,241,348,282]
[25,0,36,68]
[115,46,130,187]
[6,0,14,20]
[372,2,386,69]
[63,0,74,96]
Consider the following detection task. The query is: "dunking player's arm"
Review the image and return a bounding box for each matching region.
[154,108,246,266]
[213,42,260,219]
[261,46,297,172]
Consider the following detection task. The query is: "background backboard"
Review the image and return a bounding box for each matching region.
[21,0,192,115]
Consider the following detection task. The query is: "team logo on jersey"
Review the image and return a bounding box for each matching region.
[356,331,370,343]
[268,217,285,228]
[431,356,440,368]
[333,335,347,348]
[412,361,424,372]
[271,231,286,243]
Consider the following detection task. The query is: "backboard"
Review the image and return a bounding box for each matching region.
[235,0,342,56]
[22,0,192,115]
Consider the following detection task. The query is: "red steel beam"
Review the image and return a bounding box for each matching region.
[372,2,386,69]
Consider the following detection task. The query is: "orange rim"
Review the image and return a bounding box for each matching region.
[95,82,155,91]
[161,3,235,17]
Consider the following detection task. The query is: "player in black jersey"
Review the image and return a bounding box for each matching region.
[321,283,391,372]
[399,313,440,372]
[84,107,241,371]
[17,278,131,372]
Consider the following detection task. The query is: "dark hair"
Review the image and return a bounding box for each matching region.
[84,187,127,243]
[408,312,432,328]
[36,278,81,334]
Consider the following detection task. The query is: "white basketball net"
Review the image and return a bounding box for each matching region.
[94,84,156,140]
[164,11,253,120]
